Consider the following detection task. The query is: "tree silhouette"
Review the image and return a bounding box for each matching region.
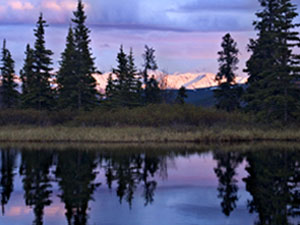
[0,39,18,108]
[100,152,166,207]
[243,149,300,225]
[213,151,243,216]
[20,44,35,108]
[57,26,77,109]
[0,148,17,215]
[214,33,242,112]
[55,150,100,225]
[32,14,54,110]
[72,0,98,109]
[175,86,187,105]
[244,0,300,122]
[19,150,53,225]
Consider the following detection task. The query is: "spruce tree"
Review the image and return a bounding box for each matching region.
[107,46,142,107]
[214,33,243,112]
[175,86,187,104]
[142,45,161,104]
[57,27,77,109]
[142,45,158,84]
[105,73,115,101]
[32,13,54,110]
[0,39,18,108]
[244,0,300,122]
[72,0,98,109]
[20,44,35,108]
[111,45,128,106]
[127,48,142,106]
[145,75,161,104]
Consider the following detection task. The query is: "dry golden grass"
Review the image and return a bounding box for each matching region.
[0,126,300,143]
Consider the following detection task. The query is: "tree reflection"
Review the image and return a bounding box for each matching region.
[3,146,299,225]
[100,152,168,207]
[19,150,53,225]
[0,148,17,215]
[213,151,243,216]
[244,150,300,225]
[55,150,100,225]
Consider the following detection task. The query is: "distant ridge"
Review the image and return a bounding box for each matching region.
[7,72,248,94]
[93,72,248,93]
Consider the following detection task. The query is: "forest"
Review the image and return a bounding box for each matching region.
[1,0,300,129]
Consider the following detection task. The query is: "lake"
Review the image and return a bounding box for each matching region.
[0,144,299,225]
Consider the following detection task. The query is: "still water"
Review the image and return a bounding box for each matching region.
[0,145,299,225]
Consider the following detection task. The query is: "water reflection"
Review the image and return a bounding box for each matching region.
[55,151,100,225]
[213,151,243,216]
[0,145,299,225]
[0,148,17,215]
[19,151,53,225]
[243,150,300,225]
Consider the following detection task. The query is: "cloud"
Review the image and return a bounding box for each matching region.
[175,0,259,12]
[42,1,61,11]
[8,1,34,10]
[0,0,263,32]
[41,0,77,11]
[0,0,298,33]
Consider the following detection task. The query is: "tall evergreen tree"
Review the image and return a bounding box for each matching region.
[20,44,35,108]
[57,26,77,109]
[142,45,158,84]
[32,13,54,110]
[72,0,98,109]
[142,46,161,104]
[106,46,142,107]
[0,39,18,108]
[244,0,300,122]
[214,33,243,112]
[108,45,128,107]
[127,48,143,105]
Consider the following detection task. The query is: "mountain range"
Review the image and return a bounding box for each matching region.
[93,72,248,93]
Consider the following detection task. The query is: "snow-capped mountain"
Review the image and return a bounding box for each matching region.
[93,72,248,93]
[4,72,247,94]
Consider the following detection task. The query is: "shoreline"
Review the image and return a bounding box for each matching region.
[1,126,300,144]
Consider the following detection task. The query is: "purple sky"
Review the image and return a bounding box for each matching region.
[0,0,299,75]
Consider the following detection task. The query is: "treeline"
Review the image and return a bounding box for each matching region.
[0,0,181,111]
[1,0,300,124]
[214,0,300,123]
[0,105,250,127]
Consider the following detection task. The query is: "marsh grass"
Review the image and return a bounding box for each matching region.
[0,105,299,143]
[1,126,300,143]
[0,104,251,127]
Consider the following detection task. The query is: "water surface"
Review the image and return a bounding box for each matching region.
[0,145,299,225]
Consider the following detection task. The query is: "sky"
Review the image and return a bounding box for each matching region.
[0,0,299,75]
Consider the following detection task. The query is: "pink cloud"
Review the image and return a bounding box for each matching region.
[42,1,61,11]
[41,0,82,12]
[61,1,77,11]
[8,1,34,10]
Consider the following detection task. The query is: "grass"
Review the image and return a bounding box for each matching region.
[1,126,300,143]
[0,105,299,144]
